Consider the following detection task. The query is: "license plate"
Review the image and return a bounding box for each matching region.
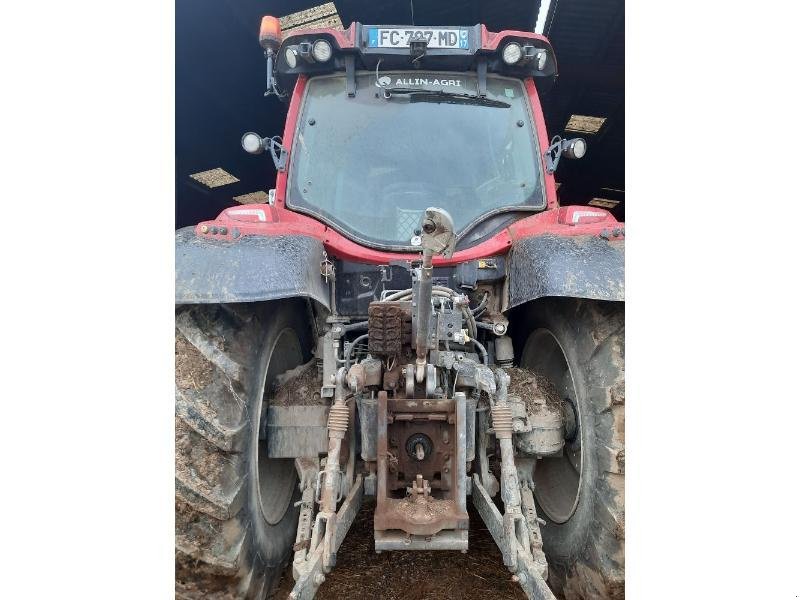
[367,27,469,49]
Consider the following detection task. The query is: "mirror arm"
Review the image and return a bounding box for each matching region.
[544,135,564,174]
[544,135,586,173]
[267,136,288,171]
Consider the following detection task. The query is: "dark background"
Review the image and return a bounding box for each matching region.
[176,0,624,228]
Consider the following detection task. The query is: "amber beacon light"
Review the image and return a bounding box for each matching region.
[259,16,283,96]
[259,16,282,51]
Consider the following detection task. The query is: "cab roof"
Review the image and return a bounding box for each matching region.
[275,23,557,95]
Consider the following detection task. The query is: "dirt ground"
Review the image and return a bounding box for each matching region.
[273,499,531,600]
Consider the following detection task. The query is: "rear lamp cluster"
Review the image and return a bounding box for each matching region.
[285,38,333,68]
[501,42,548,71]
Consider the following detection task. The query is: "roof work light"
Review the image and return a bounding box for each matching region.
[502,42,523,65]
[241,132,265,155]
[504,42,548,71]
[312,39,333,62]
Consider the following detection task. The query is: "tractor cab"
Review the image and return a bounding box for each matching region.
[242,18,586,252]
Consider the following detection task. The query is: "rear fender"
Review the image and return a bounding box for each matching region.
[175,227,330,308]
[506,234,624,309]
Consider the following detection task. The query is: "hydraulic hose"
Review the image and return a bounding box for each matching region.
[341,320,368,333]
[381,288,413,302]
[382,285,457,302]
[471,338,489,365]
[378,282,487,364]
[381,286,477,339]
[344,333,369,369]
[463,306,478,340]
[470,292,489,315]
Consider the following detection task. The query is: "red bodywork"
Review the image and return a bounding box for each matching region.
[194,27,624,266]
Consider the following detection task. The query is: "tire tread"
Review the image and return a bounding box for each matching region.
[175,306,256,597]
[175,302,308,599]
[522,298,624,599]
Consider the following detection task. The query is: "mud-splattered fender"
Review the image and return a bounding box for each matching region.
[506,234,624,309]
[175,227,330,308]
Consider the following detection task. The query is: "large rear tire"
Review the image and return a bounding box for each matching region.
[175,301,312,599]
[518,298,624,599]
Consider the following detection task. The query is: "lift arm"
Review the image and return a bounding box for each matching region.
[472,474,555,600]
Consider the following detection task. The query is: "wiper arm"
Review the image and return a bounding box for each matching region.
[380,86,419,95]
[409,91,510,108]
[380,87,510,108]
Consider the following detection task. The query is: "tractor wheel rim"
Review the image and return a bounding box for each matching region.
[256,327,303,525]
[522,328,583,524]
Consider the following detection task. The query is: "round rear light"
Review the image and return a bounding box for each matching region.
[502,42,522,65]
[312,39,332,62]
[285,47,298,68]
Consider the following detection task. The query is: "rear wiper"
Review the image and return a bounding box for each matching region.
[380,87,510,108]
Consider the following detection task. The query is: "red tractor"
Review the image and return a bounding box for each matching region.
[176,16,624,600]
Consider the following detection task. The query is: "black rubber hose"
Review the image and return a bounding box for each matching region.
[471,338,489,365]
[342,320,368,332]
[463,306,478,339]
[344,333,369,369]
[470,292,489,315]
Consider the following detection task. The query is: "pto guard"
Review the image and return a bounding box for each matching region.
[175,226,330,308]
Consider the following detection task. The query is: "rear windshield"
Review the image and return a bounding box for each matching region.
[287,72,544,248]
